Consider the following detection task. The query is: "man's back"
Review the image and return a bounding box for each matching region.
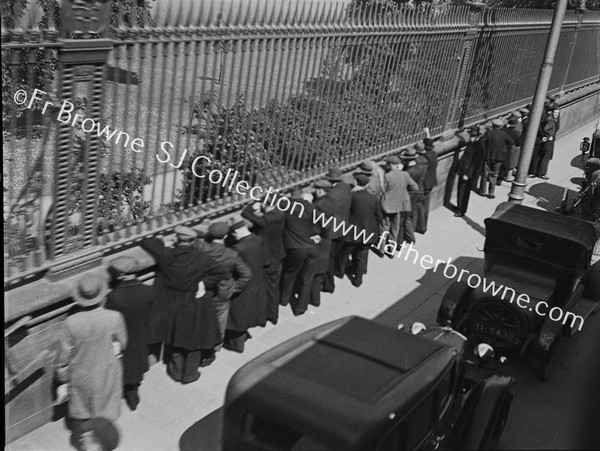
[382,169,416,213]
[284,199,321,249]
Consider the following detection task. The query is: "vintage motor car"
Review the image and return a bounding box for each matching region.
[437,202,600,380]
[222,316,513,451]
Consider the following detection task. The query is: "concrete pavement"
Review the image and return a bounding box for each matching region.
[8,119,599,451]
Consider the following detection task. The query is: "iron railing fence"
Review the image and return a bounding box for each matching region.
[3,0,600,287]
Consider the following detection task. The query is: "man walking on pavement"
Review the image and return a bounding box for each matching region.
[105,256,154,411]
[140,226,220,384]
[529,103,559,179]
[310,179,334,306]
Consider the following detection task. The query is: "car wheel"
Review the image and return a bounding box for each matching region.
[468,300,526,352]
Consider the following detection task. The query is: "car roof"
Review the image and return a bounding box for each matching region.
[226,317,456,449]
[484,203,597,274]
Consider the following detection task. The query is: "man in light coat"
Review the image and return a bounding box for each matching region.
[56,274,127,451]
[380,155,419,255]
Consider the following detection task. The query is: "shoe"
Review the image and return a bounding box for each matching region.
[199,355,216,367]
[477,191,488,197]
[454,212,464,217]
[292,309,306,317]
[181,372,201,384]
[351,277,363,288]
[309,301,320,307]
[540,175,549,180]
[527,174,537,178]
[371,247,385,258]
[487,194,495,199]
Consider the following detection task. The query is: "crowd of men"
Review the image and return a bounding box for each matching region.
[455,100,560,216]
[54,102,561,450]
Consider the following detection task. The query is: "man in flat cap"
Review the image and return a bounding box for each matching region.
[339,173,382,286]
[323,167,352,292]
[140,225,220,384]
[480,118,514,199]
[56,274,127,450]
[223,219,267,353]
[105,256,155,411]
[310,179,334,306]
[195,221,252,363]
[380,155,419,255]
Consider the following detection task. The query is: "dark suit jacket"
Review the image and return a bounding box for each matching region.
[228,234,268,332]
[326,182,352,239]
[345,189,382,244]
[194,240,251,295]
[283,199,322,250]
[405,158,428,194]
[105,280,154,385]
[140,239,220,349]
[484,128,514,162]
[241,204,286,264]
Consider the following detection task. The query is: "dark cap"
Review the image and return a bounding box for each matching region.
[108,256,139,276]
[385,155,401,165]
[314,179,333,190]
[207,222,230,239]
[400,147,417,160]
[358,161,374,173]
[354,173,370,186]
[326,167,343,182]
[414,142,426,154]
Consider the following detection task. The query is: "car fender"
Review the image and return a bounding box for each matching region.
[437,281,472,327]
[455,375,514,450]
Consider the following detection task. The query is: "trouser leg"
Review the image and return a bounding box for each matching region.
[213,298,230,342]
[68,417,89,451]
[280,249,304,305]
[265,261,282,323]
[401,211,414,244]
[338,241,355,277]
[480,163,490,195]
[293,247,318,315]
[124,384,141,411]
[352,244,369,279]
[529,144,541,174]
[167,346,184,382]
[224,330,248,353]
[488,162,501,196]
[422,190,432,233]
[310,273,323,306]
[457,178,470,214]
[388,212,401,244]
[181,349,201,383]
[538,142,553,176]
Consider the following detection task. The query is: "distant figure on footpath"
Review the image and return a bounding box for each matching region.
[455,126,485,217]
[56,274,127,451]
[503,111,523,182]
[105,256,154,411]
[141,226,221,384]
[529,103,560,179]
[421,127,440,233]
[479,118,514,199]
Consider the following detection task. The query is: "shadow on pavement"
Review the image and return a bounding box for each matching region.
[526,182,577,212]
[179,407,222,451]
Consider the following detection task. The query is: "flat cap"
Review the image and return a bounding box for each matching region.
[326,167,343,181]
[491,118,504,127]
[314,179,333,190]
[207,222,230,239]
[109,256,139,275]
[354,173,370,186]
[385,155,401,165]
[175,225,197,240]
[358,161,374,173]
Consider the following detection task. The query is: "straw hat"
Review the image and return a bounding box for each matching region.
[72,274,109,307]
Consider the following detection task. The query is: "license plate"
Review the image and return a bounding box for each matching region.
[472,322,521,346]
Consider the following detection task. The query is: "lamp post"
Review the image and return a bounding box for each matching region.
[508,0,569,204]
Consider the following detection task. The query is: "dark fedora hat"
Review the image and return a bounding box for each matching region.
[326,167,343,182]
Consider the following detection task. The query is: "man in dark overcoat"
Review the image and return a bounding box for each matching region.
[480,118,514,198]
[323,167,352,292]
[310,179,334,306]
[280,191,323,316]
[454,127,483,217]
[140,226,220,384]
[224,219,268,353]
[338,173,382,287]
[241,201,286,325]
[421,131,440,234]
[105,256,154,411]
[503,114,522,182]
[529,104,559,179]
